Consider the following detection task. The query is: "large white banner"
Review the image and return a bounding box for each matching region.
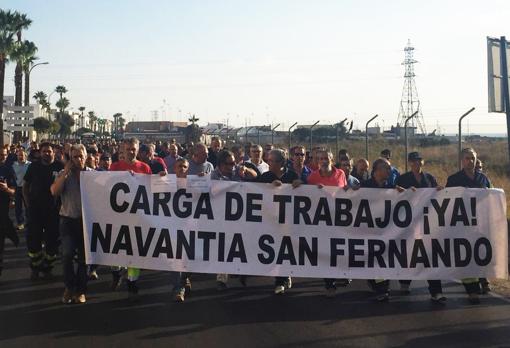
[81,171,508,280]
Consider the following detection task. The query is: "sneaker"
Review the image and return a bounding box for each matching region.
[468,293,480,304]
[326,287,336,298]
[16,223,24,231]
[127,280,140,302]
[216,281,228,291]
[431,293,447,304]
[174,288,186,302]
[400,282,411,295]
[376,292,390,302]
[284,277,292,290]
[480,283,491,295]
[62,288,73,304]
[111,270,123,291]
[274,285,286,295]
[73,294,86,304]
[88,270,99,281]
[184,277,192,293]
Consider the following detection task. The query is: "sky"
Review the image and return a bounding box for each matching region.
[3,0,510,134]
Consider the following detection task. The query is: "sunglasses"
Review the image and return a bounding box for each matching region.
[294,153,305,157]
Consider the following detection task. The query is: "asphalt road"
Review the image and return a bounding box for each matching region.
[1,235,510,348]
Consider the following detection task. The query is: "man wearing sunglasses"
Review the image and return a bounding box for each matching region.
[289,145,312,183]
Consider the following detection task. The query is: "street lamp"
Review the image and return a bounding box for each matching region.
[26,62,49,107]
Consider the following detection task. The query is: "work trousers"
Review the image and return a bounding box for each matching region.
[26,206,59,270]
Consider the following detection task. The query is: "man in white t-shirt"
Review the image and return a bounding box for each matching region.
[246,144,269,174]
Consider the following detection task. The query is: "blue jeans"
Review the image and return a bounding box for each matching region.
[60,216,88,293]
[170,272,190,292]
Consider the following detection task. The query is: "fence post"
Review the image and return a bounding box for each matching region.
[458,107,476,170]
[365,114,378,161]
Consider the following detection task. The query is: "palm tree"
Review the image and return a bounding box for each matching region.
[18,40,38,107]
[88,111,97,132]
[12,12,32,107]
[54,85,68,116]
[113,112,122,135]
[55,97,70,116]
[118,116,126,132]
[55,85,67,100]
[78,106,85,128]
[0,10,31,145]
[33,90,47,103]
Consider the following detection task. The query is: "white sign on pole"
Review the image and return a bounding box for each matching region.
[488,37,510,113]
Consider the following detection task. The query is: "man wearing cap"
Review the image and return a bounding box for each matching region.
[395,152,446,303]
[97,153,112,171]
[380,149,400,187]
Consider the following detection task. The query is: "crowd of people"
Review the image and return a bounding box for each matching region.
[0,136,493,305]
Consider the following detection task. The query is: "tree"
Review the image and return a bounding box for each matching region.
[186,115,201,143]
[113,112,122,134]
[88,111,97,132]
[33,116,50,134]
[56,113,75,138]
[12,12,32,107]
[55,97,70,114]
[55,85,67,99]
[0,10,32,145]
[78,106,85,128]
[33,90,47,103]
[54,85,68,116]
[19,40,38,107]
[118,116,126,131]
[75,127,92,137]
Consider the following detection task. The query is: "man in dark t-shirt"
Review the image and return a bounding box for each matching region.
[23,142,64,279]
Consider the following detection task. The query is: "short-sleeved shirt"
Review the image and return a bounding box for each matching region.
[346,174,360,188]
[146,157,167,174]
[396,171,438,189]
[387,166,400,187]
[446,170,492,189]
[0,163,16,211]
[307,167,347,188]
[288,165,312,184]
[12,160,31,187]
[110,160,152,174]
[258,168,299,184]
[188,160,214,175]
[57,167,93,218]
[246,159,269,174]
[24,160,65,208]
